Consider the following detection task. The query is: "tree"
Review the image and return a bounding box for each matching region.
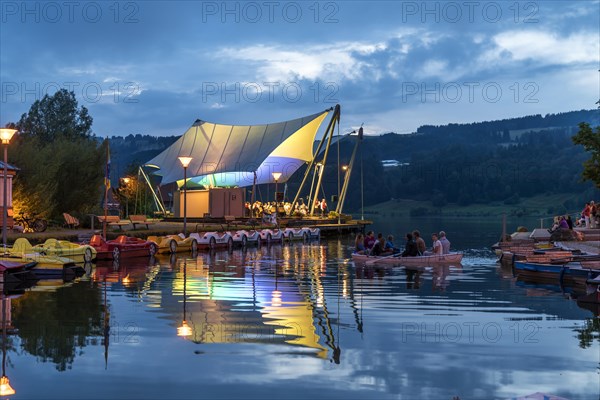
[572,122,600,188]
[17,89,93,141]
[10,90,104,220]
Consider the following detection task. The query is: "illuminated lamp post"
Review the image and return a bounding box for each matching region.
[178,156,193,236]
[177,261,192,337]
[122,177,131,219]
[0,129,16,251]
[272,172,282,216]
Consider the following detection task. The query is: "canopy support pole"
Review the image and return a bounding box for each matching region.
[289,104,340,215]
[310,105,340,216]
[336,131,361,214]
[139,167,167,216]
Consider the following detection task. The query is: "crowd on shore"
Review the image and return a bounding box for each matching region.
[546,201,599,240]
[354,230,452,257]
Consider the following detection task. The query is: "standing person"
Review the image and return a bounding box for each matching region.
[431,233,443,255]
[320,198,327,217]
[438,231,451,254]
[591,201,597,228]
[583,202,591,228]
[412,230,426,256]
[401,233,419,257]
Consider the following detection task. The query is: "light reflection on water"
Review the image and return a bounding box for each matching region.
[2,236,599,399]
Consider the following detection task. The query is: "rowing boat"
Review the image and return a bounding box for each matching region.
[351,252,463,266]
[514,260,600,284]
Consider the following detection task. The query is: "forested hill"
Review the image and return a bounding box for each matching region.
[105,134,179,179]
[107,109,599,212]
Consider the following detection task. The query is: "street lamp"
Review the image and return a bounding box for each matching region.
[272,172,282,215]
[122,177,131,219]
[177,261,192,337]
[0,129,16,251]
[178,156,193,236]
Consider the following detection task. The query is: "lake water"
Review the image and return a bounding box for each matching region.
[2,216,599,400]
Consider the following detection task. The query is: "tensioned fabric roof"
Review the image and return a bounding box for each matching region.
[145,108,331,187]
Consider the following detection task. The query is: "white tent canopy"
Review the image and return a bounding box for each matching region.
[145,109,332,187]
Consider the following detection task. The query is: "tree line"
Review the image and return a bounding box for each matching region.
[5,89,599,221]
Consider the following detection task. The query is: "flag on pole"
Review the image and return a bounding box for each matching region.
[104,139,111,190]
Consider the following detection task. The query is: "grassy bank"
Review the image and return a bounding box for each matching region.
[362,193,579,218]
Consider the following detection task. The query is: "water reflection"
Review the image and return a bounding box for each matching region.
[1,294,16,396]
[12,277,103,371]
[161,244,340,361]
[2,236,599,399]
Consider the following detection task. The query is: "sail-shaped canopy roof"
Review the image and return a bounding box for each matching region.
[145,109,331,187]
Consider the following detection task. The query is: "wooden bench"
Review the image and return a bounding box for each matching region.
[129,214,157,229]
[63,213,80,228]
[97,215,130,230]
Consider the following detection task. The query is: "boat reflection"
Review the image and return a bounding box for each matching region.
[356,263,459,292]
[154,244,345,362]
[515,277,600,316]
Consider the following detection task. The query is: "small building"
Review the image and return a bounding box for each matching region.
[0,161,18,227]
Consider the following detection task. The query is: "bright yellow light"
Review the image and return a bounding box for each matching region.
[177,320,193,337]
[271,172,282,181]
[122,274,130,284]
[342,165,348,171]
[0,129,16,145]
[122,177,131,184]
[271,290,282,307]
[0,375,15,396]
[178,156,193,168]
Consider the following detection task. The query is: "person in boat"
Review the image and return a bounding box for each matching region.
[370,236,391,256]
[401,233,419,257]
[354,233,366,254]
[430,233,443,255]
[364,231,376,250]
[438,231,451,254]
[412,230,426,256]
[385,235,400,254]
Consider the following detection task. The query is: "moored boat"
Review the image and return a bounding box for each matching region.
[189,231,233,250]
[514,260,600,284]
[90,235,158,260]
[0,259,38,284]
[31,238,97,263]
[352,252,463,266]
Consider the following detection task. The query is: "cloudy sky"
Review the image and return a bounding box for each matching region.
[1,1,598,136]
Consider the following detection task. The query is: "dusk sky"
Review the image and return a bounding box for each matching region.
[1,1,598,137]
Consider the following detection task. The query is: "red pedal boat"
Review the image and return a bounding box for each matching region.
[89,235,158,260]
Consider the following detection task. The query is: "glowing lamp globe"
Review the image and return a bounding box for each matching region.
[0,129,16,145]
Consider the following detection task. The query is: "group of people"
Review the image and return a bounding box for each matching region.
[354,230,451,257]
[244,198,329,219]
